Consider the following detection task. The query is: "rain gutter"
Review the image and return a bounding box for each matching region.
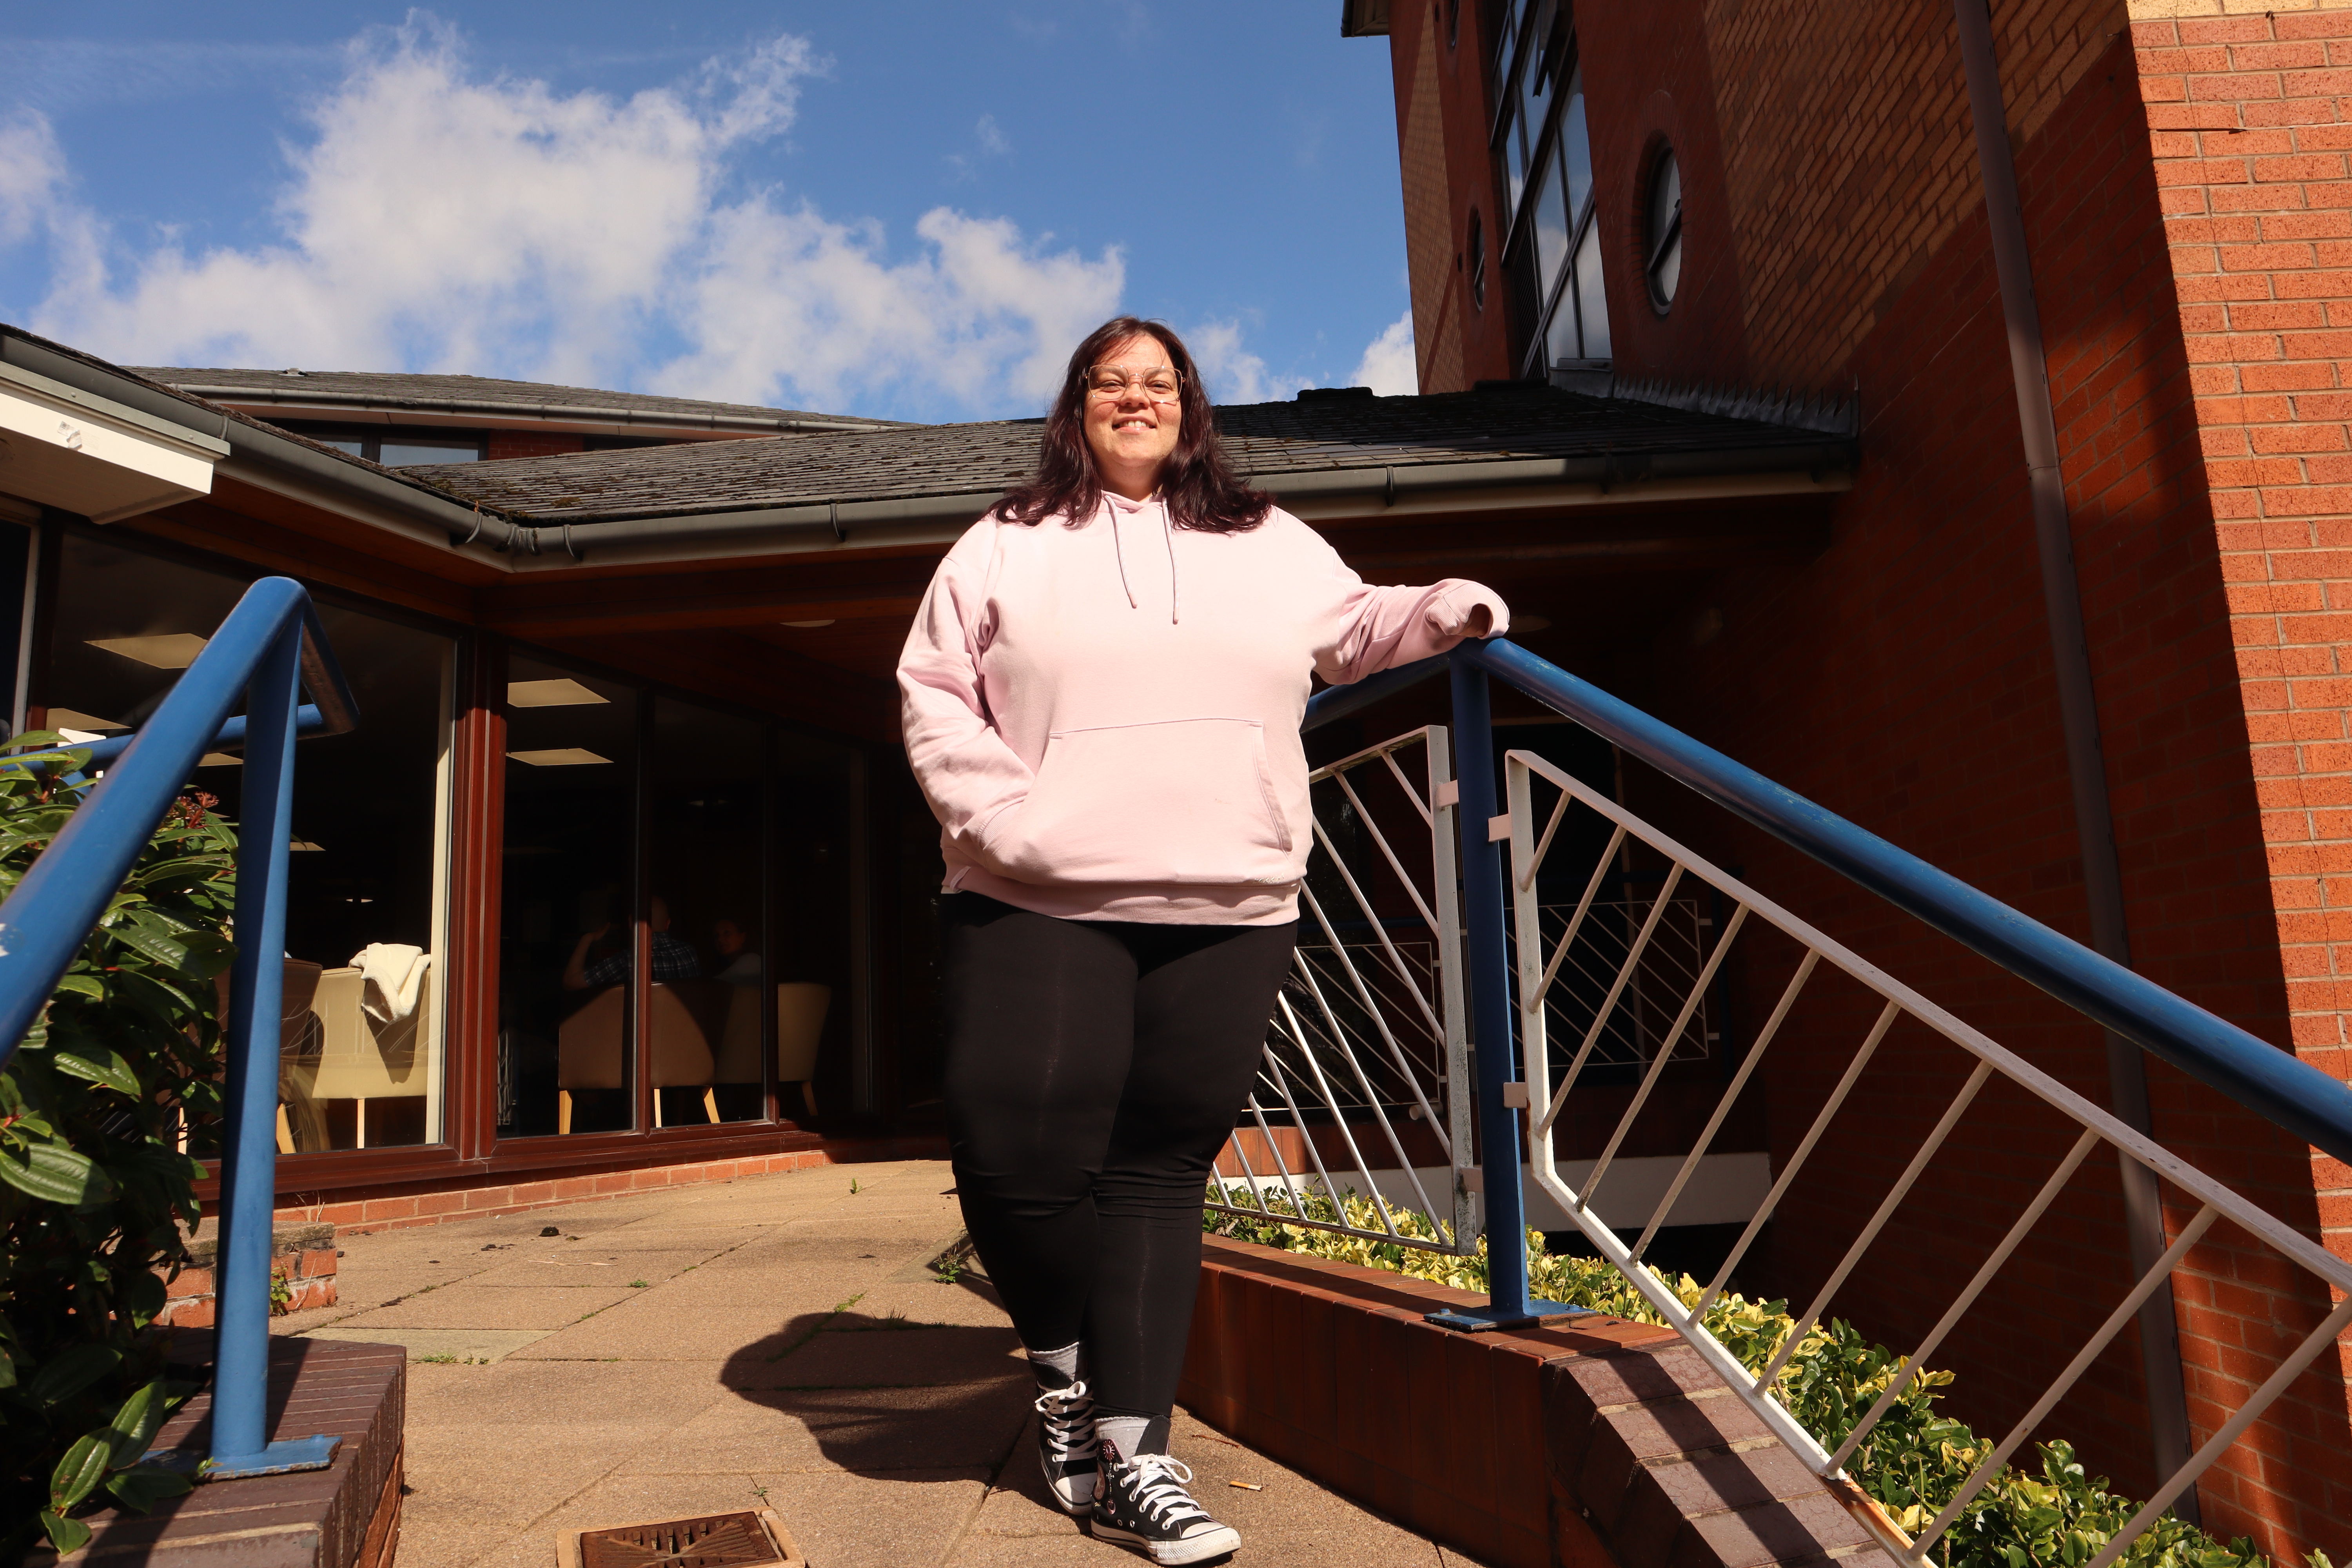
[2,332,523,571]
[159,383,890,436]
[483,439,1856,568]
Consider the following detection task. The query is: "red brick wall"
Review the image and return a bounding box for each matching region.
[484,430,587,461]
[2125,4,2352,1546]
[1697,0,2123,389]
[1622,29,2341,1552]
[1575,0,1751,388]
[1387,0,1527,390]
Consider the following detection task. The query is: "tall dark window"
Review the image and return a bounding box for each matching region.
[1491,0,1610,376]
[495,649,866,1139]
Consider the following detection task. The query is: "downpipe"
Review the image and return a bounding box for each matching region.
[1953,0,2199,1518]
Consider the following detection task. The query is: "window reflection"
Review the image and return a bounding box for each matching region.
[650,697,767,1125]
[774,733,860,1122]
[500,656,639,1138]
[41,532,455,1152]
[1497,18,1611,375]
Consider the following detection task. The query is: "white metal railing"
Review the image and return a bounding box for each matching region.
[1209,726,1477,1256]
[1504,746,2352,1566]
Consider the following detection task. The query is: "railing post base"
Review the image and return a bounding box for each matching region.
[150,1434,343,1482]
[1424,1301,1592,1334]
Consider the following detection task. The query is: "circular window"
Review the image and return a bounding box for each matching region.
[1644,149,1683,311]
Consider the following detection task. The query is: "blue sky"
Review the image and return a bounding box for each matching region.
[0,3,1417,423]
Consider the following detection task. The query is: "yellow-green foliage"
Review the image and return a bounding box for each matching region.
[1207,1184,2310,1568]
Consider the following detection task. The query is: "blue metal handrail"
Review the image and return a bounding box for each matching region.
[0,575,359,1481]
[1305,639,2352,1172]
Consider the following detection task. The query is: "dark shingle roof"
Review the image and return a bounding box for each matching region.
[402,386,1851,526]
[127,367,902,432]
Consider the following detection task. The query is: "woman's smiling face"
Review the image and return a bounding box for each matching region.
[1082,333,1183,500]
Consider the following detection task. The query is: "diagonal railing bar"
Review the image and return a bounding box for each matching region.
[1296,886,1446,1130]
[1579,904,1752,1212]
[1694,1000,1900,1316]
[1540,862,1687,1132]
[1257,1027,1355,1217]
[1302,838,1446,1045]
[2083,1293,2352,1568]
[1755,1060,1996,1390]
[1535,823,1629,1000]
[1285,959,1416,1234]
[1826,1126,2102,1471]
[1331,768,1441,935]
[1910,1202,2221,1557]
[1378,746,1433,826]
[1631,950,1821,1264]
[1519,787,1577,893]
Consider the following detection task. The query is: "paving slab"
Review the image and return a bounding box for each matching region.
[763,1321,1027,1387]
[298,1157,1488,1566]
[303,1325,555,1362]
[334,1281,642,1329]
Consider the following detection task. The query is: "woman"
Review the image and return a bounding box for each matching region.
[897,317,1506,1564]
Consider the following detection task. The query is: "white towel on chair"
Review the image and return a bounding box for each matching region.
[352,943,430,1024]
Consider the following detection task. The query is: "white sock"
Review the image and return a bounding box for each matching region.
[1096,1414,1152,1458]
[1028,1340,1081,1387]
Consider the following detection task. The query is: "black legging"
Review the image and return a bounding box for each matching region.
[942,893,1297,1425]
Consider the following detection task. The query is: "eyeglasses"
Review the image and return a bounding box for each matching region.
[1083,365,1183,403]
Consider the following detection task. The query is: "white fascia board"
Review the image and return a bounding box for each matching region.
[0,361,227,524]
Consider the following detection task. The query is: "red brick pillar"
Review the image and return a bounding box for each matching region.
[2131,2,2352,1552]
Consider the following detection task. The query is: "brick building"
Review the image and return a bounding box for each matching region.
[1348,0,2352,1552]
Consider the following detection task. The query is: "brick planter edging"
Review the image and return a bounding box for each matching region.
[1180,1236,1902,1568]
[158,1220,341,1327]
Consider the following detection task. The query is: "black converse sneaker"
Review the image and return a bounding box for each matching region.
[1033,1378,1100,1515]
[1089,1441,1241,1564]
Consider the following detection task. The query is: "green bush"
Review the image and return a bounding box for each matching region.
[1208,1184,2323,1568]
[0,737,240,1560]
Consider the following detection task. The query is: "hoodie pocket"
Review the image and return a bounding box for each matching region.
[982,717,1295,886]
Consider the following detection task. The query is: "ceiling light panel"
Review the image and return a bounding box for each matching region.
[507,679,608,708]
[45,708,124,733]
[507,748,612,767]
[88,633,211,669]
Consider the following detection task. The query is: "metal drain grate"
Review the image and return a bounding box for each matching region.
[567,1508,798,1568]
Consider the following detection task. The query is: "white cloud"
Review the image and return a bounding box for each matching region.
[0,111,70,249]
[658,205,1122,414]
[21,18,1122,418]
[1352,310,1417,396]
[1186,319,1308,406]
[976,114,1011,157]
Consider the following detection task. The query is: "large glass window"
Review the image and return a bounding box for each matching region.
[39,531,456,1152]
[1494,8,1611,375]
[499,656,640,1138]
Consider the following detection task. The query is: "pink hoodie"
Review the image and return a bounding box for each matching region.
[897,493,1510,925]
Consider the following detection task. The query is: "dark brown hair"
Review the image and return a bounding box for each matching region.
[995,316,1273,533]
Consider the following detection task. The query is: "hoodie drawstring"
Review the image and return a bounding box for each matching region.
[1103,495,1179,621]
[1161,504,1180,624]
[1109,501,1138,609]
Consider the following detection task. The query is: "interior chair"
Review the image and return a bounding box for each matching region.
[710,980,828,1120]
[775,982,830,1120]
[285,964,434,1149]
[273,959,325,1155]
[555,983,719,1134]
